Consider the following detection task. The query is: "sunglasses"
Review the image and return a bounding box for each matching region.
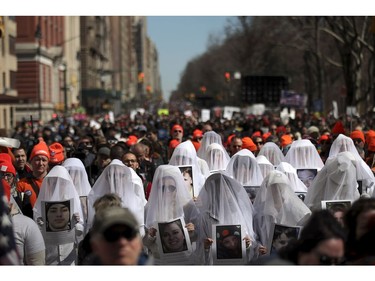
[255,141,263,145]
[318,254,346,265]
[353,139,363,144]
[102,225,137,243]
[174,130,182,133]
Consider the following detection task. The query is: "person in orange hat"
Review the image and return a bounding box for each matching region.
[125,135,138,149]
[350,130,365,149]
[191,129,203,152]
[167,139,181,161]
[16,139,50,218]
[170,124,184,143]
[48,142,65,169]
[228,136,243,157]
[280,134,293,156]
[241,137,257,154]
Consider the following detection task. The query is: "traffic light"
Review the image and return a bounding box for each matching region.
[146,85,152,93]
[0,16,4,39]
[138,72,144,83]
[200,86,207,94]
[224,72,231,82]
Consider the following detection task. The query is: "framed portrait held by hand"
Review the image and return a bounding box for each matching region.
[212,224,246,265]
[269,223,301,255]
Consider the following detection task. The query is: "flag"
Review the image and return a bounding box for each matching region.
[0,179,19,265]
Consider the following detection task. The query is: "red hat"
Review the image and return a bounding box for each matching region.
[332,121,345,135]
[30,139,50,160]
[252,131,262,138]
[368,138,375,152]
[126,135,138,147]
[280,135,292,148]
[226,134,236,148]
[49,142,65,164]
[262,132,272,142]
[169,139,181,149]
[193,129,203,139]
[191,140,201,151]
[0,153,16,176]
[319,134,330,144]
[365,130,375,144]
[350,130,365,143]
[171,124,183,135]
[242,137,257,152]
[276,126,286,135]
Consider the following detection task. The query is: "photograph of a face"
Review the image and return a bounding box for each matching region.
[212,224,246,265]
[156,217,192,262]
[297,168,318,188]
[244,186,260,203]
[178,165,194,198]
[44,200,72,232]
[270,223,301,255]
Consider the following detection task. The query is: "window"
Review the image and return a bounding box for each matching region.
[9,35,15,55]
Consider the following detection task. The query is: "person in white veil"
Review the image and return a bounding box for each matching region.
[143,164,200,264]
[285,139,324,171]
[204,143,230,173]
[226,149,263,187]
[87,159,146,237]
[276,162,308,193]
[33,165,84,265]
[252,170,311,257]
[62,157,92,234]
[256,155,275,179]
[328,134,375,197]
[195,171,259,265]
[197,131,229,162]
[257,142,285,167]
[168,140,207,198]
[304,151,361,211]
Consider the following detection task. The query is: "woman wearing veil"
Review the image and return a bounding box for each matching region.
[257,142,286,167]
[168,140,207,198]
[328,134,375,197]
[62,157,92,234]
[285,139,324,171]
[87,159,146,237]
[256,155,275,179]
[143,164,200,264]
[197,131,230,163]
[33,165,84,265]
[195,171,259,265]
[204,143,230,173]
[276,162,308,194]
[304,151,360,211]
[252,170,311,257]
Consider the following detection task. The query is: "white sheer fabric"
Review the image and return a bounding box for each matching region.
[33,165,83,224]
[226,150,263,186]
[204,143,230,172]
[304,151,360,211]
[168,140,206,196]
[256,155,275,179]
[276,162,308,193]
[257,142,285,166]
[328,134,375,196]
[197,131,229,161]
[87,159,146,234]
[195,171,258,264]
[285,139,324,170]
[62,158,91,197]
[252,170,311,250]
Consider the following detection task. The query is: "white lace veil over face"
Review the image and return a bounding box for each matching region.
[328,134,375,190]
[276,162,308,193]
[257,142,285,166]
[204,143,230,172]
[168,140,206,196]
[62,157,91,196]
[195,171,256,240]
[144,165,199,229]
[285,139,324,170]
[256,155,275,179]
[197,131,228,160]
[87,159,146,229]
[252,170,311,245]
[304,151,360,211]
[226,151,263,186]
[33,165,83,223]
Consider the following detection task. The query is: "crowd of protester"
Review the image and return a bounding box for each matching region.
[1,107,375,265]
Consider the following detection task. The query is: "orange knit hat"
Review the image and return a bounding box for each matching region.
[242,137,257,152]
[368,138,375,152]
[169,139,181,149]
[0,153,16,176]
[262,132,272,142]
[332,121,345,135]
[280,135,292,148]
[49,142,65,164]
[30,139,50,160]
[350,130,365,143]
[126,135,138,147]
[171,124,184,135]
[365,130,375,144]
